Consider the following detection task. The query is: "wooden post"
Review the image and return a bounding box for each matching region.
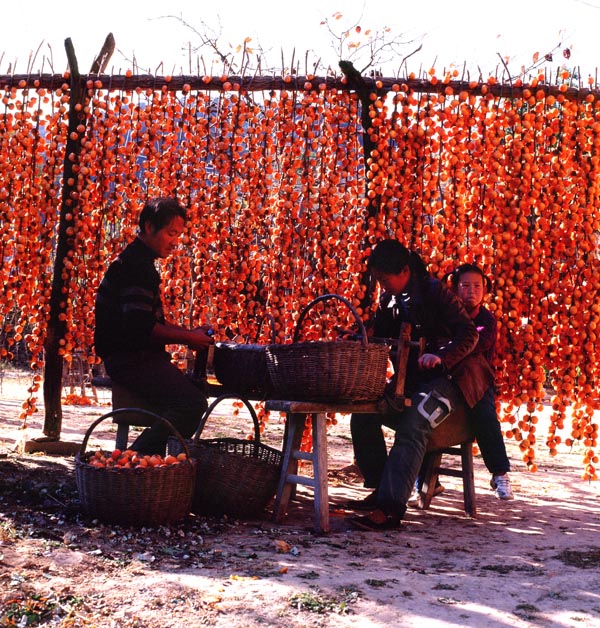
[338,60,384,316]
[393,322,411,400]
[40,36,114,442]
[338,60,377,215]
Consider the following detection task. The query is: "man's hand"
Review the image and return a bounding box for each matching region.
[335,326,361,341]
[187,327,214,350]
[151,321,216,350]
[418,353,442,370]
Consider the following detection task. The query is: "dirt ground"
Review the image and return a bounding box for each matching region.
[1,368,600,628]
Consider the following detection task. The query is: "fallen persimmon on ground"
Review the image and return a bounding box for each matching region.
[1,371,600,628]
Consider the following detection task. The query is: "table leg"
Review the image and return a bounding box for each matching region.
[311,412,330,533]
[273,413,303,524]
[272,412,330,533]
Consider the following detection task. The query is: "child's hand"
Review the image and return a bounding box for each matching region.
[418,353,442,370]
[334,326,361,340]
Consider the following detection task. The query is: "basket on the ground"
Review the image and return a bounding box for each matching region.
[168,395,282,518]
[75,410,196,527]
[265,294,390,402]
[212,314,275,398]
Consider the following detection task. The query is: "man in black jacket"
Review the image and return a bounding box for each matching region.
[94,197,213,454]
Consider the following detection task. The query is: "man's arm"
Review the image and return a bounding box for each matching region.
[151,322,213,351]
[473,307,497,355]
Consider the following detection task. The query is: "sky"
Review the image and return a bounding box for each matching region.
[2,0,600,79]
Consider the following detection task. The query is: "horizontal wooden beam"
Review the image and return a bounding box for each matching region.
[0,72,598,101]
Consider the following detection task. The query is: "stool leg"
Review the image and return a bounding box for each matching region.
[461,442,477,517]
[283,417,298,503]
[420,452,443,510]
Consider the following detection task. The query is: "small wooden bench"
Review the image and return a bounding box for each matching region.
[110,381,157,450]
[266,398,381,533]
[419,410,476,517]
[93,373,236,450]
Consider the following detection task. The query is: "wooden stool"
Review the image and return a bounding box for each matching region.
[418,410,476,517]
[111,381,156,450]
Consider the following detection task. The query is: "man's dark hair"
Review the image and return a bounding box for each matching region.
[138,197,187,233]
[367,239,429,279]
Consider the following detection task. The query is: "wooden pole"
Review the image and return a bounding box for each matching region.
[338,60,381,314]
[338,60,378,218]
[40,36,114,441]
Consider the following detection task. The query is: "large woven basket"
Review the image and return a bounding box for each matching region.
[213,343,272,397]
[265,294,390,402]
[75,409,196,527]
[168,395,282,518]
[212,314,275,398]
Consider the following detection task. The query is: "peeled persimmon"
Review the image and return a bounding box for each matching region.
[85,449,187,469]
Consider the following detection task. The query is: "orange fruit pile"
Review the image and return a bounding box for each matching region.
[85,448,188,469]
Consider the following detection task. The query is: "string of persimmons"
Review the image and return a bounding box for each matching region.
[1,71,598,478]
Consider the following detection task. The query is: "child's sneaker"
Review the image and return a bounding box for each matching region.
[407,481,421,506]
[408,480,444,507]
[491,474,514,500]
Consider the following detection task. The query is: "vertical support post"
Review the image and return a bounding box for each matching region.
[41,35,114,440]
[311,412,330,533]
[42,38,86,439]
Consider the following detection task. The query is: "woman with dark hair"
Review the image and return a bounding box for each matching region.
[349,239,494,530]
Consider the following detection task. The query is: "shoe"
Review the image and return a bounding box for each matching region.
[407,481,421,506]
[350,509,402,531]
[432,482,445,498]
[342,491,378,511]
[408,481,445,507]
[491,474,514,500]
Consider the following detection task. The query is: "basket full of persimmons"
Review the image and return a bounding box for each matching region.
[75,410,196,527]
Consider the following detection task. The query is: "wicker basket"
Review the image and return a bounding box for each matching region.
[265,294,390,402]
[75,409,196,527]
[213,343,272,397]
[168,395,282,518]
[212,314,275,398]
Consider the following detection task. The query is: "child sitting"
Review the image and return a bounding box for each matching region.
[449,263,513,499]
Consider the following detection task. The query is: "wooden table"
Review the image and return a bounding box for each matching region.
[209,325,416,532]
[265,399,381,533]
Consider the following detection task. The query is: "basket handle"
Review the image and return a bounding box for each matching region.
[78,409,193,459]
[192,394,262,445]
[293,293,369,346]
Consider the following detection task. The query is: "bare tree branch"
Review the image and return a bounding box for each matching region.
[157,14,230,65]
[90,33,115,74]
